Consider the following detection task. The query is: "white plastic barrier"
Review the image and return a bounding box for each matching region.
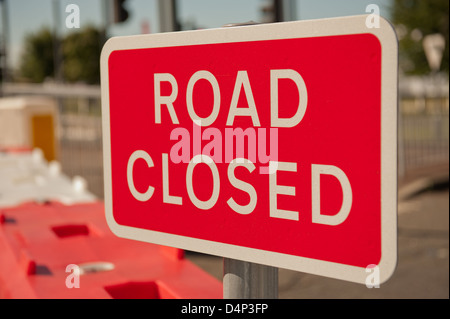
[0,96,59,162]
[0,149,97,207]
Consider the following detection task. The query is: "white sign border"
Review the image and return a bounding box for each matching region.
[100,15,398,285]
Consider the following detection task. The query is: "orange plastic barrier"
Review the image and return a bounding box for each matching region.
[0,200,222,299]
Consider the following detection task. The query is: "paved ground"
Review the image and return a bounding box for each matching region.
[186,164,449,299]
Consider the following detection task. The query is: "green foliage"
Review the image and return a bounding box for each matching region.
[19,26,103,84]
[20,27,55,83]
[391,0,449,74]
[63,26,102,84]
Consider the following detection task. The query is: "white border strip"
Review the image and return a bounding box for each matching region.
[100,15,398,284]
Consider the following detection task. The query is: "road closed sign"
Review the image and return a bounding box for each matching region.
[101,15,398,284]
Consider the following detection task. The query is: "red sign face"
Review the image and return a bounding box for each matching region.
[101,16,398,284]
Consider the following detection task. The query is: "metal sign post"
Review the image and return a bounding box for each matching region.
[157,0,180,32]
[223,258,278,299]
[220,21,279,299]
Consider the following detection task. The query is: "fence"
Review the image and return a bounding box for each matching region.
[58,96,104,198]
[2,76,449,198]
[398,75,449,178]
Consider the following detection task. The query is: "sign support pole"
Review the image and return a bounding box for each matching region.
[223,258,278,299]
[220,20,281,301]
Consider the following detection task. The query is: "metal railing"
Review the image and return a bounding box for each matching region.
[58,96,104,198]
[398,75,449,178]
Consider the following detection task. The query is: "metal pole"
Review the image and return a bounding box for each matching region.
[101,0,110,48]
[273,0,283,22]
[273,0,297,22]
[220,20,279,300]
[52,0,63,82]
[398,90,405,179]
[1,0,10,88]
[281,0,297,22]
[223,258,278,299]
[158,0,180,32]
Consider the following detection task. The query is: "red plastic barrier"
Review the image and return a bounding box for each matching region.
[0,146,32,154]
[0,201,222,299]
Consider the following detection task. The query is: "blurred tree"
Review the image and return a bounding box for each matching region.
[19,26,102,84]
[63,26,102,84]
[19,27,54,83]
[392,0,449,74]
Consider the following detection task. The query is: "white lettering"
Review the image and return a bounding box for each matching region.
[162,153,182,205]
[154,73,179,124]
[227,158,257,215]
[127,150,154,202]
[311,164,352,226]
[186,154,220,210]
[270,69,308,128]
[186,71,221,127]
[269,161,298,221]
[227,70,261,127]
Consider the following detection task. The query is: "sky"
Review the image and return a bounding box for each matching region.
[2,0,392,70]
